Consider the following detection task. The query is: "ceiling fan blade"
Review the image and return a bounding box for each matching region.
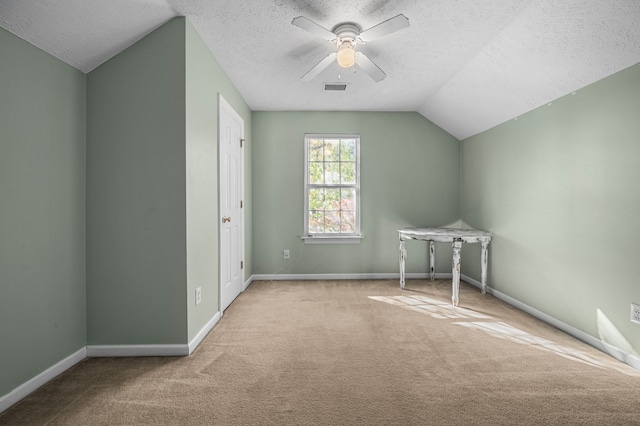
[301,52,337,82]
[359,14,410,42]
[292,16,336,41]
[355,52,386,82]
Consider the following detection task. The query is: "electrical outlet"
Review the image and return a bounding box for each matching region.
[283,249,290,259]
[195,287,202,306]
[631,303,640,324]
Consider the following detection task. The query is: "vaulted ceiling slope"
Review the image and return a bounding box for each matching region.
[1,0,639,139]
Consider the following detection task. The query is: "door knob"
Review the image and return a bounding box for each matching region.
[222,216,231,223]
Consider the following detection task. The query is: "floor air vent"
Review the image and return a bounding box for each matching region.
[323,83,348,91]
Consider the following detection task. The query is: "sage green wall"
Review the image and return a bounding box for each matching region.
[252,111,459,275]
[461,63,640,353]
[0,28,86,396]
[185,21,252,340]
[86,19,188,344]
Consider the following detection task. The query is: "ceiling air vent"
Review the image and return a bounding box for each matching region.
[323,82,348,92]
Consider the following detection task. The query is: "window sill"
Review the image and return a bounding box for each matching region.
[302,235,363,245]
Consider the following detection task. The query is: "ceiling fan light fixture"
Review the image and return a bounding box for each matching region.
[336,40,356,68]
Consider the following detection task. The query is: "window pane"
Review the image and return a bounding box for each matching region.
[341,188,355,210]
[324,188,340,210]
[309,211,324,233]
[325,162,340,184]
[309,139,324,161]
[309,162,324,184]
[324,139,340,161]
[341,211,355,233]
[309,188,324,210]
[340,139,356,161]
[340,162,355,184]
[325,211,341,233]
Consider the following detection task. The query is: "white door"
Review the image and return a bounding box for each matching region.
[219,95,244,312]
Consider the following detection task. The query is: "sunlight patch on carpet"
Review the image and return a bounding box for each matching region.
[369,295,610,370]
[456,321,605,368]
[368,295,492,320]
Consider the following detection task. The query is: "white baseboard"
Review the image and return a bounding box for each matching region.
[0,347,86,413]
[1,314,222,412]
[243,275,254,291]
[460,274,482,289]
[460,274,640,372]
[461,273,603,350]
[251,272,452,281]
[86,344,189,357]
[87,312,223,358]
[188,312,221,355]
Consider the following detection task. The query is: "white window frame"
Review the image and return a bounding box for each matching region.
[303,133,362,244]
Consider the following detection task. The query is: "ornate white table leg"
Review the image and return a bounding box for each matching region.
[451,240,462,306]
[480,241,489,294]
[429,241,435,281]
[399,238,406,290]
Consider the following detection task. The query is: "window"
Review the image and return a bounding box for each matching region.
[304,134,361,243]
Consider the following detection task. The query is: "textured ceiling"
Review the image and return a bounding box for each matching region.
[1,0,639,139]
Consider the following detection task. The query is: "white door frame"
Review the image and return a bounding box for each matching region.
[218,94,245,315]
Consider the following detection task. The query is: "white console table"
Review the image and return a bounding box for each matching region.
[398,228,493,306]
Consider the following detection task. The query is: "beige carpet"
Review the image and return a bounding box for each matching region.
[2,279,639,425]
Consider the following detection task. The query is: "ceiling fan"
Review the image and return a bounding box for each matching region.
[291,14,410,83]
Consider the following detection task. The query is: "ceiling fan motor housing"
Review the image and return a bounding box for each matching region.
[332,23,361,40]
